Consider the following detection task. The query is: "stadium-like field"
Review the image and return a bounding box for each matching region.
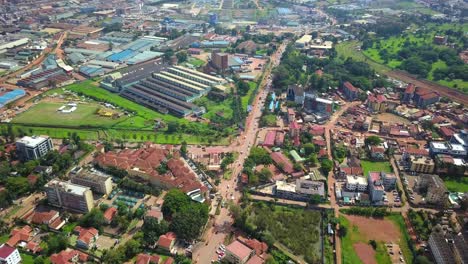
[12,102,130,128]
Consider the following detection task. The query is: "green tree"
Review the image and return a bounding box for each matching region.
[45,233,68,254]
[141,218,169,246]
[365,135,381,146]
[6,177,30,198]
[170,204,209,240]
[79,208,106,230]
[320,159,333,174]
[303,143,316,156]
[309,194,322,204]
[176,51,188,63]
[180,141,187,157]
[257,167,272,182]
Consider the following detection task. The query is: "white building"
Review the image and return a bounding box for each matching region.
[346,175,368,192]
[0,245,22,264]
[16,136,54,161]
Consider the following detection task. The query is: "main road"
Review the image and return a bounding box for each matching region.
[192,42,288,264]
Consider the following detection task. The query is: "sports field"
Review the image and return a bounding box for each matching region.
[361,161,393,176]
[12,102,133,128]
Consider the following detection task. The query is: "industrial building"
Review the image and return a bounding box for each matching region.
[45,180,94,213]
[17,68,70,89]
[121,65,225,117]
[0,89,26,108]
[16,135,53,161]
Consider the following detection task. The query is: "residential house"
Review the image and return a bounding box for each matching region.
[74,226,99,249]
[435,154,466,176]
[0,245,21,264]
[369,146,386,160]
[50,249,89,264]
[270,152,294,174]
[135,253,160,264]
[29,209,66,230]
[145,208,163,222]
[157,232,176,253]
[7,226,33,247]
[103,207,118,224]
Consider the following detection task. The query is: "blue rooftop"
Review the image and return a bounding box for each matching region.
[0,89,26,107]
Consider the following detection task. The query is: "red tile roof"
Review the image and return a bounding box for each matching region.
[309,125,325,136]
[289,121,300,130]
[146,209,163,220]
[341,167,363,176]
[136,253,160,264]
[270,152,294,174]
[439,127,455,138]
[158,232,176,250]
[27,174,39,185]
[241,238,268,256]
[313,139,326,146]
[371,146,385,153]
[74,226,98,245]
[7,225,32,247]
[263,131,276,147]
[103,207,117,222]
[50,249,88,264]
[246,255,264,264]
[31,210,58,225]
[26,241,42,253]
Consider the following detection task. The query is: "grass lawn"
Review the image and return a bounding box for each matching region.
[20,253,35,264]
[12,102,134,128]
[339,215,363,264]
[4,205,23,220]
[386,214,413,264]
[335,41,390,74]
[62,222,78,234]
[0,234,9,243]
[241,81,258,110]
[187,57,206,67]
[360,160,392,175]
[442,176,468,192]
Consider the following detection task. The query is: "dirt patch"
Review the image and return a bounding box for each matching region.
[346,215,400,242]
[353,242,376,264]
[374,113,410,125]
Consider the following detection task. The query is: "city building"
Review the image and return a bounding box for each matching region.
[450,130,468,151]
[428,232,456,264]
[286,84,305,105]
[430,142,467,158]
[273,179,325,201]
[70,171,113,195]
[0,244,21,264]
[435,154,466,175]
[45,180,94,213]
[367,94,387,112]
[225,240,255,264]
[346,175,368,192]
[16,68,70,89]
[0,89,26,108]
[415,174,448,205]
[211,51,229,71]
[413,87,440,108]
[368,172,384,202]
[409,155,435,174]
[16,135,53,161]
[402,83,415,103]
[295,34,312,49]
[342,81,358,101]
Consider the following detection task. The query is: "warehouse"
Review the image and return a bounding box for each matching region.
[17,68,70,89]
[88,60,119,69]
[0,89,26,108]
[170,65,226,85]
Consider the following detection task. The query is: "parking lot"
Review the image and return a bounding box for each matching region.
[386,242,405,263]
[213,243,226,262]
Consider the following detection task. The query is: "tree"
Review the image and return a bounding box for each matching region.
[257,167,272,182]
[79,208,106,230]
[176,51,188,63]
[338,225,347,237]
[170,204,209,241]
[142,218,169,246]
[167,121,179,133]
[309,194,322,204]
[124,239,141,259]
[45,233,68,254]
[180,141,187,157]
[369,240,377,250]
[6,177,30,198]
[34,256,45,264]
[320,159,333,174]
[162,189,192,217]
[365,135,381,146]
[303,143,316,156]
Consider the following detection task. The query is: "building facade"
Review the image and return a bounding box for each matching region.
[16,136,53,161]
[410,156,435,174]
[346,176,368,192]
[0,245,21,264]
[70,172,113,195]
[45,180,94,213]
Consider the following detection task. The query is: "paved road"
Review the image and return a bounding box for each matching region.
[192,42,288,264]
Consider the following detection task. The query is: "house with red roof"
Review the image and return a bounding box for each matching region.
[439,126,455,140]
[275,132,285,146]
[50,248,88,264]
[402,83,415,103]
[238,237,268,258]
[74,226,99,249]
[262,131,276,147]
[270,152,294,174]
[0,244,21,264]
[28,209,66,230]
[369,146,386,160]
[309,125,325,136]
[25,241,42,254]
[413,87,440,108]
[246,255,265,264]
[157,232,176,253]
[135,253,160,264]
[7,226,34,247]
[103,207,117,224]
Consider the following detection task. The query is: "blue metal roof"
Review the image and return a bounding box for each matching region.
[106,49,137,62]
[0,89,26,106]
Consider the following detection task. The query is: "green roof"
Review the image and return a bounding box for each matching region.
[289,150,305,163]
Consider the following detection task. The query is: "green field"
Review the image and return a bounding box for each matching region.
[339,215,365,264]
[12,102,142,128]
[335,41,391,74]
[387,214,413,264]
[442,176,468,192]
[361,160,393,175]
[187,57,206,67]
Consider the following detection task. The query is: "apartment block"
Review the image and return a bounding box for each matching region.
[70,171,113,195]
[346,175,368,192]
[45,180,94,213]
[410,155,435,174]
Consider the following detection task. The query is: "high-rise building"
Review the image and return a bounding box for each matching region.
[211,51,228,71]
[71,171,113,195]
[16,136,53,161]
[45,180,94,213]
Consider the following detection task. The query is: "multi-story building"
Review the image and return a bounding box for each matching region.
[430,142,467,158]
[346,175,368,192]
[274,180,325,201]
[413,87,440,108]
[342,81,358,101]
[402,83,415,103]
[16,135,53,161]
[450,130,468,151]
[211,51,228,71]
[367,94,387,112]
[45,180,94,213]
[368,172,384,202]
[381,172,397,190]
[0,244,21,264]
[70,171,113,195]
[287,84,305,105]
[409,155,435,174]
[415,175,448,205]
[428,232,456,264]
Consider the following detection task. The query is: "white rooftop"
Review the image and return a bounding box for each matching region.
[430,142,448,150]
[17,136,49,148]
[453,158,465,166]
[346,175,367,185]
[46,179,90,195]
[315,97,333,104]
[451,144,465,151]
